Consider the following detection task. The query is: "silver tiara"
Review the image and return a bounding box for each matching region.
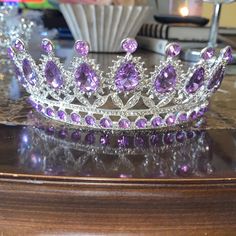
[9,37,232,130]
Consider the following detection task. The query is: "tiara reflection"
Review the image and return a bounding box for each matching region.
[18,113,213,178]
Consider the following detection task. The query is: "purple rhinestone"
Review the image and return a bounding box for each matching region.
[46,126,55,135]
[115,61,140,92]
[36,104,43,112]
[186,67,205,94]
[223,46,233,63]
[165,43,181,57]
[177,164,191,176]
[189,111,197,121]
[7,47,14,59]
[178,113,188,123]
[45,61,63,88]
[176,131,186,143]
[135,118,147,129]
[134,136,145,147]
[151,116,162,128]
[58,128,68,139]
[41,39,53,53]
[100,118,112,128]
[74,40,89,56]
[118,136,129,148]
[85,132,95,145]
[85,115,96,126]
[46,108,54,117]
[100,134,110,145]
[71,113,80,123]
[121,38,138,53]
[150,134,161,146]
[197,107,206,118]
[154,65,176,93]
[118,118,131,129]
[164,132,175,145]
[201,47,215,60]
[165,114,176,126]
[58,110,66,120]
[187,131,194,139]
[14,66,25,84]
[14,39,25,52]
[22,59,37,85]
[207,66,225,91]
[71,130,80,141]
[75,63,100,93]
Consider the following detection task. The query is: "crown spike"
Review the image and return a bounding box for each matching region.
[74,40,90,57]
[221,46,233,63]
[41,38,54,53]
[200,47,215,60]
[14,38,25,52]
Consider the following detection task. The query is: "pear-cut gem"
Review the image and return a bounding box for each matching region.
[75,63,99,93]
[115,61,140,92]
[186,67,204,94]
[22,59,37,85]
[154,65,176,93]
[45,61,63,88]
[207,66,225,91]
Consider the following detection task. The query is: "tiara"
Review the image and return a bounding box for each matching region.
[20,114,212,177]
[9,38,232,130]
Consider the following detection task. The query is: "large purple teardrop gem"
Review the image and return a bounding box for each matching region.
[186,67,205,94]
[154,65,176,93]
[22,59,37,85]
[75,63,99,93]
[45,61,63,88]
[115,61,140,92]
[207,66,225,91]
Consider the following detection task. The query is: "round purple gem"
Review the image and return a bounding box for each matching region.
[177,164,191,176]
[176,131,186,143]
[115,61,140,92]
[189,111,197,121]
[85,132,95,145]
[165,114,176,126]
[186,67,205,94]
[100,134,110,145]
[41,39,53,53]
[118,135,129,148]
[46,108,54,117]
[121,38,138,53]
[75,63,100,93]
[22,59,37,85]
[14,39,25,52]
[135,118,147,129]
[58,110,66,120]
[207,66,225,91]
[46,126,55,135]
[187,131,194,139]
[58,128,68,139]
[151,116,162,128]
[154,65,176,94]
[164,132,175,145]
[7,47,14,59]
[201,47,215,60]
[150,134,161,146]
[178,113,188,123]
[197,107,206,118]
[36,104,43,112]
[74,40,89,56]
[118,118,131,129]
[222,46,233,63]
[165,43,181,57]
[45,61,63,89]
[71,113,80,123]
[100,118,112,128]
[71,130,81,141]
[85,115,96,126]
[134,136,145,147]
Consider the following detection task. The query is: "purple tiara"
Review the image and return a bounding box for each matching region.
[9,38,232,130]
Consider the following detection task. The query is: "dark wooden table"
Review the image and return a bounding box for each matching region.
[0,49,236,235]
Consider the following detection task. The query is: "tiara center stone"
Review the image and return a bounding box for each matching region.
[115,61,140,92]
[75,63,99,93]
[45,61,63,88]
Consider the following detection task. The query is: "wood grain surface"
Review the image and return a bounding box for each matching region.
[0,180,236,235]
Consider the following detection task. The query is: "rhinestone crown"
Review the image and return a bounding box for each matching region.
[9,38,232,130]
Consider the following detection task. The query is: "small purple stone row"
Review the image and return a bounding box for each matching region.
[29,100,207,130]
[37,124,201,148]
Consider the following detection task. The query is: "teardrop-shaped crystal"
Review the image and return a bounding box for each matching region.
[115,61,140,92]
[75,63,100,93]
[186,67,204,94]
[22,59,37,85]
[154,65,176,93]
[207,66,225,91]
[45,61,63,88]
